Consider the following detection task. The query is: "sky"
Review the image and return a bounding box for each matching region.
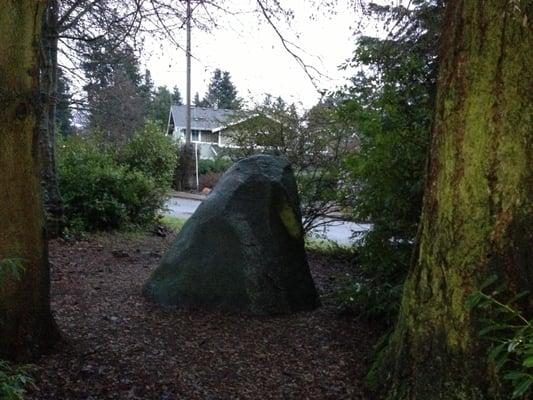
[143,1,364,109]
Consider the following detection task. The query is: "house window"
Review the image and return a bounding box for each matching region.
[192,129,200,141]
[201,131,218,144]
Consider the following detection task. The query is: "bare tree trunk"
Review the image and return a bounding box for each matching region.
[40,0,65,238]
[174,143,197,191]
[0,0,58,359]
[376,1,533,398]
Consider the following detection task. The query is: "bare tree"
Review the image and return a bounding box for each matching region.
[226,97,357,233]
[40,0,337,233]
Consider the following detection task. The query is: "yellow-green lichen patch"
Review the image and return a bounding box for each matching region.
[279,202,302,239]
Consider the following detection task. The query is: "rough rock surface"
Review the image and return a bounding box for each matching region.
[143,155,320,314]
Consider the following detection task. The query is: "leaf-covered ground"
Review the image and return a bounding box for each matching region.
[28,231,381,399]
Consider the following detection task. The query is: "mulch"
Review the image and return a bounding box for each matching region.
[27,231,381,400]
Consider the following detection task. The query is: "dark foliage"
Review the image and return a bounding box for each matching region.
[337,0,443,322]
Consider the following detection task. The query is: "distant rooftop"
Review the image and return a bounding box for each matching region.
[170,105,238,131]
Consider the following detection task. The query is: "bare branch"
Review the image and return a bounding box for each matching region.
[255,0,326,95]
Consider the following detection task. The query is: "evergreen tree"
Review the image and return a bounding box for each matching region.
[81,40,145,146]
[193,92,205,107]
[148,86,173,128]
[171,86,182,105]
[139,69,155,116]
[338,0,443,321]
[202,68,241,109]
[56,67,74,136]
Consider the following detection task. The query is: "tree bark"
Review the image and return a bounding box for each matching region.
[379,1,532,398]
[40,0,65,238]
[0,0,58,359]
[175,143,197,191]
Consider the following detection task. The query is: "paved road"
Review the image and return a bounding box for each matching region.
[164,197,201,219]
[162,197,371,245]
[308,219,372,245]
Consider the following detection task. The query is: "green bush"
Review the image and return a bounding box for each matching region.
[58,135,164,231]
[468,280,533,398]
[120,121,178,188]
[198,156,233,175]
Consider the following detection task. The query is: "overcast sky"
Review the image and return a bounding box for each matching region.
[143,1,364,109]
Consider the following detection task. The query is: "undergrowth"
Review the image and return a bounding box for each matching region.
[468,276,533,398]
[0,259,34,399]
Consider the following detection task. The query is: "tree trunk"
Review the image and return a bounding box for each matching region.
[379,1,532,398]
[40,0,65,238]
[175,143,197,191]
[0,0,58,359]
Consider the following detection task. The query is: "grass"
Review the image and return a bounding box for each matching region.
[305,236,357,259]
[160,216,187,232]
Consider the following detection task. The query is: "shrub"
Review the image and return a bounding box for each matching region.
[468,280,533,398]
[58,135,164,231]
[198,156,233,175]
[199,171,222,189]
[0,359,33,400]
[339,231,412,323]
[198,160,214,175]
[120,121,178,188]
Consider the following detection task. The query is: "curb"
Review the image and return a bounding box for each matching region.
[167,190,206,201]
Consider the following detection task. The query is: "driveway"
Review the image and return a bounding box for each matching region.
[163,196,370,245]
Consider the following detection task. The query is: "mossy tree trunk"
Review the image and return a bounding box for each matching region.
[40,0,65,238]
[381,1,532,398]
[0,0,58,359]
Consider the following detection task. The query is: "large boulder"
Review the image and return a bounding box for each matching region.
[143,155,320,315]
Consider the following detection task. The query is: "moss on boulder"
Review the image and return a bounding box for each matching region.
[143,155,320,315]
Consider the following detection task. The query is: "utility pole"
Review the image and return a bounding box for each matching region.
[185,0,191,144]
[176,0,196,191]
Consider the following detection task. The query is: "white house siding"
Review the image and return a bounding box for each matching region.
[197,143,216,159]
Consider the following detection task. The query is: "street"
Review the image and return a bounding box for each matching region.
[163,197,371,245]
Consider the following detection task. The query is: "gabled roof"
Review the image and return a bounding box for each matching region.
[170,105,237,131]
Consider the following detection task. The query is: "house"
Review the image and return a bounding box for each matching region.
[167,105,243,159]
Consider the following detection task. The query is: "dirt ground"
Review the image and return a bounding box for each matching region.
[28,231,381,399]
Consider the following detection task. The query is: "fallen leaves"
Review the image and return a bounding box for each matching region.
[27,232,380,399]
